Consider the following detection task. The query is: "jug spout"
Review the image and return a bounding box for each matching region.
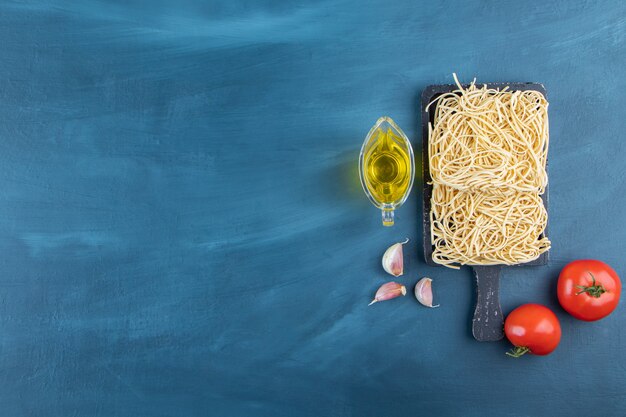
[381,208,394,227]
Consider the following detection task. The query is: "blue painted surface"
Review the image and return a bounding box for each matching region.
[0,1,625,416]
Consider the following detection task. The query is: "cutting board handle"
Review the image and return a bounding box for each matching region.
[471,265,504,342]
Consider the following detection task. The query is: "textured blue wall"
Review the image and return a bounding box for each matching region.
[0,1,625,416]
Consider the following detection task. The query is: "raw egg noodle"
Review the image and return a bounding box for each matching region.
[428,76,549,194]
[428,75,550,268]
[430,185,551,268]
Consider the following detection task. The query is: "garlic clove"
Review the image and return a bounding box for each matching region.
[414,277,439,308]
[368,282,407,306]
[382,238,409,277]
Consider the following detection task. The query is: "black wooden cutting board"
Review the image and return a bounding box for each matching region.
[421,82,550,342]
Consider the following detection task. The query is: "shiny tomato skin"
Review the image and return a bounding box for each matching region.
[504,304,561,356]
[557,260,621,321]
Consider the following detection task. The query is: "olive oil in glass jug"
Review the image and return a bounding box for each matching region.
[359,116,414,226]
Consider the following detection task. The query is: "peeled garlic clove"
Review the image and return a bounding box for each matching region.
[414,277,439,308]
[382,238,409,277]
[369,282,407,306]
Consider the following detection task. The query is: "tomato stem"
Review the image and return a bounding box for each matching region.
[575,272,607,298]
[506,346,530,358]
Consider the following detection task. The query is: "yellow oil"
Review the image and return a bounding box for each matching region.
[363,128,412,205]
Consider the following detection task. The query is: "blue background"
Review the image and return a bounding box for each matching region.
[1,1,625,416]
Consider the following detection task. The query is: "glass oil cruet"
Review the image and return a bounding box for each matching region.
[359,116,415,226]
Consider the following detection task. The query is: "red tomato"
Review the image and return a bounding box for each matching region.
[557,260,621,321]
[504,304,561,357]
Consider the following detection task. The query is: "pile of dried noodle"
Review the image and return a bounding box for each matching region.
[429,75,550,268]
